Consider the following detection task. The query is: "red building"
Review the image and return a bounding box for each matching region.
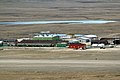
[68,43,86,50]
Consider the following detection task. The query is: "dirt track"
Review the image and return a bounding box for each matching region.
[0,47,120,80]
[0,47,120,60]
[0,59,120,80]
[0,59,120,72]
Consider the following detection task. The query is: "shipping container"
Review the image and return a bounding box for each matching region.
[56,43,67,47]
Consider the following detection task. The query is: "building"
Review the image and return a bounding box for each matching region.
[100,38,120,45]
[0,41,3,47]
[56,42,68,47]
[76,37,91,48]
[84,34,98,40]
[1,39,16,46]
[16,40,61,47]
[74,34,84,38]
[68,43,86,50]
[91,40,109,45]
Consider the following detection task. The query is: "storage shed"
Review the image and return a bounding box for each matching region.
[100,38,120,45]
[77,37,91,48]
[113,40,120,45]
[91,40,109,45]
[56,42,67,47]
[16,40,61,47]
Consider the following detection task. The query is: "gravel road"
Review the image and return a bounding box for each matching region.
[0,59,120,72]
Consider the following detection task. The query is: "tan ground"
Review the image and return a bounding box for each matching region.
[0,0,120,38]
[0,47,120,60]
[0,0,120,80]
[0,71,120,80]
[0,22,120,39]
[0,47,120,80]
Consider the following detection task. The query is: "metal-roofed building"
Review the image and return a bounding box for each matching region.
[16,40,61,47]
[84,34,98,40]
[0,41,3,47]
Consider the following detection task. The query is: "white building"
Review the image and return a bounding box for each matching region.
[77,37,91,48]
[84,34,98,40]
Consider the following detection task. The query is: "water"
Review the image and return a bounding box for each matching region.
[0,20,117,25]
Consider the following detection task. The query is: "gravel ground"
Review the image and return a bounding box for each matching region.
[0,0,120,80]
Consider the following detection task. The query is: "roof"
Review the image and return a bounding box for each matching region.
[77,37,90,40]
[91,40,108,43]
[69,43,86,46]
[0,41,3,44]
[34,33,67,37]
[0,39,16,42]
[74,34,84,37]
[84,35,97,38]
[100,38,120,40]
[18,40,61,44]
[91,40,108,45]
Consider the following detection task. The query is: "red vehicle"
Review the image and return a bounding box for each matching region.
[68,43,86,50]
